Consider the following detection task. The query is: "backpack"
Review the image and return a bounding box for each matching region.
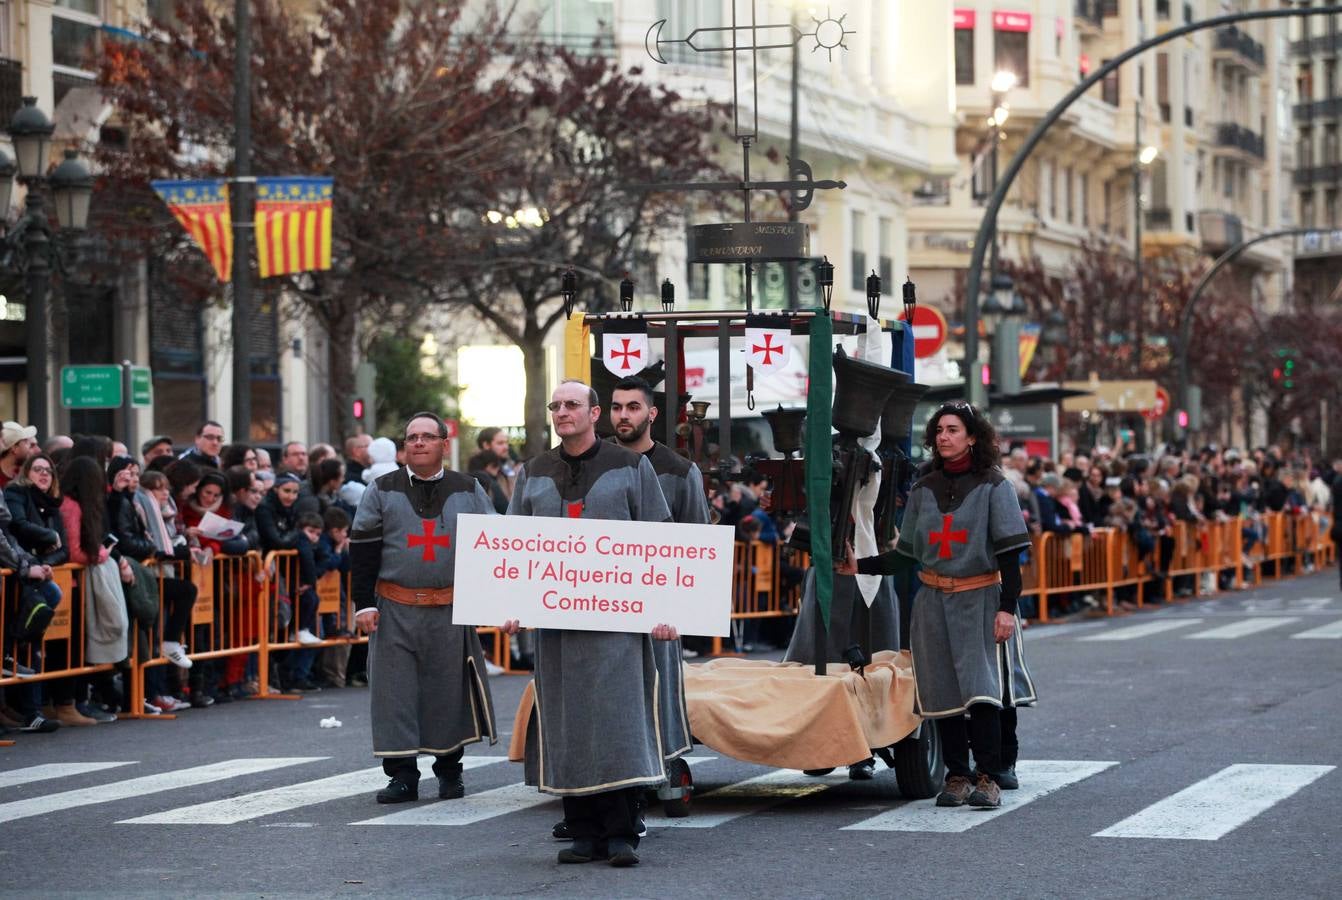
[16,582,55,643]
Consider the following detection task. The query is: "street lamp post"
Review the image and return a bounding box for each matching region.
[2,97,94,438]
[1132,102,1157,373]
[981,271,1028,398]
[962,6,1342,408]
[975,71,1016,401]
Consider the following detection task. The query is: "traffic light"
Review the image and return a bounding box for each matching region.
[1272,348,1298,389]
[352,397,365,422]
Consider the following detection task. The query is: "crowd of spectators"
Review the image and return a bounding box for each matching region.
[0,419,396,736]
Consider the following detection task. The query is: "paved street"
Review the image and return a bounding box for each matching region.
[1,571,1339,899]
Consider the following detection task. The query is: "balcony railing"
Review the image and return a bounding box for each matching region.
[1214,122,1265,160]
[1214,26,1266,69]
[1293,164,1342,186]
[1290,32,1342,57]
[1075,0,1103,29]
[1295,97,1342,122]
[1146,207,1173,230]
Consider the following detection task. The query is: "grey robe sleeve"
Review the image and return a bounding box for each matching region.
[473,481,497,515]
[682,463,711,525]
[634,456,672,523]
[349,481,384,613]
[505,465,529,516]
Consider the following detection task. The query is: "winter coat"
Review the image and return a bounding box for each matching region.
[4,482,68,567]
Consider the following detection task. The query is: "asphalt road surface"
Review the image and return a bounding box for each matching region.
[1,570,1339,899]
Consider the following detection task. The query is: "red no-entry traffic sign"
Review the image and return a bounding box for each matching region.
[1141,386,1170,421]
[897,305,949,359]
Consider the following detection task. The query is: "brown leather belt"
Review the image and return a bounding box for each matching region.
[918,570,1001,593]
[376,580,454,606]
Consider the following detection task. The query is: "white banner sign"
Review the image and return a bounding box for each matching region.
[453,514,734,636]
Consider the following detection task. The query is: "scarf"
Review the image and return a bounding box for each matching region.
[943,452,973,475]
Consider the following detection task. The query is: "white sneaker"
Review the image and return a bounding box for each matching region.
[296,629,323,646]
[143,699,162,715]
[484,660,505,676]
[161,641,193,669]
[154,695,187,712]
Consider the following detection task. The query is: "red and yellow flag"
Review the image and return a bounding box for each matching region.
[254,176,334,278]
[151,179,233,282]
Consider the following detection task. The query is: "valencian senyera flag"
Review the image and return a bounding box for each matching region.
[254,176,334,278]
[151,179,233,282]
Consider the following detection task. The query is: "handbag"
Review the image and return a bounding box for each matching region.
[15,582,55,642]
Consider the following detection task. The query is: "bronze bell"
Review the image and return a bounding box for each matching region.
[831,346,910,439]
[878,381,930,448]
[761,405,806,458]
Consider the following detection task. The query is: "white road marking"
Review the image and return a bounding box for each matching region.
[1094,764,1335,840]
[841,760,1117,833]
[120,757,504,825]
[1185,617,1301,640]
[0,763,135,790]
[1290,618,1342,640]
[0,758,324,824]
[1079,619,1204,641]
[1020,621,1108,640]
[648,768,848,829]
[354,757,716,827]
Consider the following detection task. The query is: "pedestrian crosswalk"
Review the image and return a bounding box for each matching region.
[0,755,1331,842]
[1038,614,1342,642]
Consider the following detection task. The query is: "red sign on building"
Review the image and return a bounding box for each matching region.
[993,10,1033,32]
[953,8,976,29]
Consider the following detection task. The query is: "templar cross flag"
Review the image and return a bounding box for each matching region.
[745,313,792,378]
[601,316,650,376]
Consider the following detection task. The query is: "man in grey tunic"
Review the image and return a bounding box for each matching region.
[352,412,498,804]
[610,375,707,763]
[502,379,675,868]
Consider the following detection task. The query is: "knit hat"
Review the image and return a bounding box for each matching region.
[0,421,36,453]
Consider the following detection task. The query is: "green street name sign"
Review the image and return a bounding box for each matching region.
[60,365,123,409]
[130,366,153,408]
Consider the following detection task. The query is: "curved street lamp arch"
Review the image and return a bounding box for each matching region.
[1175,227,1329,435]
[963,5,1342,405]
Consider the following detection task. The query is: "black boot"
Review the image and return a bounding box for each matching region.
[607,839,640,867]
[558,839,599,864]
[437,773,464,800]
[375,777,418,804]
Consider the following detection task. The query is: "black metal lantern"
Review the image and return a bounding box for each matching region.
[49,149,93,231]
[560,267,578,318]
[902,276,917,324]
[866,270,881,319]
[619,273,634,312]
[816,256,834,310]
[7,97,52,180]
[661,277,675,313]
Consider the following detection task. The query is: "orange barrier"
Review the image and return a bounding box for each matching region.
[1,564,119,690]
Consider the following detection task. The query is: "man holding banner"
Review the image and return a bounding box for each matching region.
[502,379,675,868]
[351,412,498,805]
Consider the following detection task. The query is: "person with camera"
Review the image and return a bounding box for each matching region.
[837,402,1034,809]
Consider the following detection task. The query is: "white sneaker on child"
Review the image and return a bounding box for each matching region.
[161,641,193,669]
[296,629,323,647]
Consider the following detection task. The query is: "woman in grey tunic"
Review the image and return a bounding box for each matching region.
[841,402,1031,810]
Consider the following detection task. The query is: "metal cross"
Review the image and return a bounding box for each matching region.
[646,6,855,141]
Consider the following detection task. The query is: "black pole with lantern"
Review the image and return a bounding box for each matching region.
[1,97,94,438]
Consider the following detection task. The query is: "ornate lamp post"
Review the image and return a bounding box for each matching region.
[4,97,93,437]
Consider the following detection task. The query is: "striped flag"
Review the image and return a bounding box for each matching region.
[151,179,233,282]
[254,176,333,278]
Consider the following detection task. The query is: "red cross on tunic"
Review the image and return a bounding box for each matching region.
[565,501,584,519]
[928,514,968,560]
[407,519,451,562]
[610,338,642,371]
[751,333,784,365]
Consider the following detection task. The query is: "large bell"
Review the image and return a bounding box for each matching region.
[878,381,930,448]
[761,405,806,458]
[831,346,909,439]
